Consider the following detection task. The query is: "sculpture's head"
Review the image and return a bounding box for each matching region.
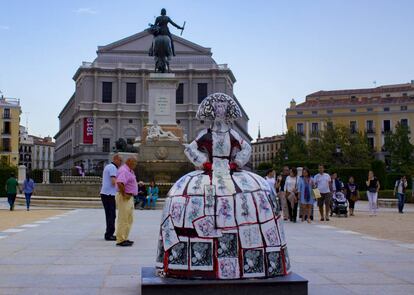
[196,93,242,122]
[161,8,167,15]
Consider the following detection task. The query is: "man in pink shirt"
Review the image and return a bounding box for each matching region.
[116,157,138,247]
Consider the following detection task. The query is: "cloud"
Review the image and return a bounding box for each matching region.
[75,8,98,15]
[0,25,10,30]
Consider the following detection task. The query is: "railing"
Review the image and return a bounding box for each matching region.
[365,128,376,134]
[81,61,229,71]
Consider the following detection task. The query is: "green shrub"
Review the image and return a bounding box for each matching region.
[31,169,43,183]
[49,170,63,183]
[359,189,413,203]
[371,160,386,187]
[0,165,17,197]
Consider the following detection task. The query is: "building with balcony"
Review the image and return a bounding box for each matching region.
[286,81,414,159]
[19,125,33,170]
[0,97,21,166]
[251,131,285,169]
[54,30,250,171]
[31,136,55,170]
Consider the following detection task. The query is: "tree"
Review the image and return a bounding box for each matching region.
[275,128,308,167]
[384,122,414,175]
[307,124,371,169]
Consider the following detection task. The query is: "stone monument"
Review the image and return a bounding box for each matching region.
[135,73,191,183]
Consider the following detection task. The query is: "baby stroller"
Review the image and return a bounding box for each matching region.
[331,192,348,217]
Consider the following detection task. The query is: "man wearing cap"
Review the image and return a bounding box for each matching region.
[115,157,138,247]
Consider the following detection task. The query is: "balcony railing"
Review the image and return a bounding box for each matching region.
[381,129,392,135]
[310,130,320,137]
[365,128,376,134]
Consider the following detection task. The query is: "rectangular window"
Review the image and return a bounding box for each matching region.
[3,121,11,134]
[102,138,111,153]
[3,108,10,119]
[312,111,318,115]
[126,83,136,103]
[401,119,408,128]
[311,122,319,135]
[366,120,374,133]
[297,111,303,115]
[296,123,304,135]
[350,121,357,133]
[383,120,391,133]
[327,110,333,114]
[2,138,10,152]
[367,137,374,149]
[327,122,333,129]
[402,93,408,96]
[350,108,356,113]
[367,108,373,112]
[102,82,112,103]
[383,107,390,112]
[197,83,208,104]
[176,83,184,104]
[401,105,408,111]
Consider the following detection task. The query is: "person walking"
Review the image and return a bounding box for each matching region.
[146,181,159,209]
[345,176,359,216]
[284,167,299,222]
[5,172,19,211]
[394,175,408,214]
[100,154,122,241]
[136,181,147,209]
[298,167,315,223]
[276,166,290,220]
[314,164,332,221]
[366,170,380,216]
[116,157,138,247]
[265,169,278,209]
[22,174,35,211]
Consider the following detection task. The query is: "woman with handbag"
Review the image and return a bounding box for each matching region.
[366,171,380,216]
[345,176,359,216]
[298,167,315,223]
[284,167,299,222]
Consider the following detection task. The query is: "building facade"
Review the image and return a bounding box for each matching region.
[252,134,285,169]
[54,31,250,171]
[19,125,33,170]
[286,82,414,158]
[32,136,55,170]
[0,97,21,166]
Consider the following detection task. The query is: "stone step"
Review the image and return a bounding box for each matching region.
[377,198,398,208]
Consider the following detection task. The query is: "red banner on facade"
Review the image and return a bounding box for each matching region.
[83,117,94,144]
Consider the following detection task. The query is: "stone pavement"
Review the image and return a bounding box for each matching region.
[0,208,413,295]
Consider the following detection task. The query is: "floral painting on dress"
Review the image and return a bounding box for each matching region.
[277,218,287,246]
[253,191,274,222]
[212,132,231,157]
[204,184,216,215]
[218,258,240,279]
[187,174,209,195]
[242,249,265,278]
[169,196,186,227]
[232,172,260,192]
[235,193,257,225]
[190,238,214,271]
[216,196,236,228]
[217,232,238,258]
[155,235,164,268]
[184,196,204,228]
[161,216,179,251]
[239,224,263,249]
[261,219,280,247]
[265,249,283,277]
[161,197,172,222]
[193,216,222,238]
[168,238,189,270]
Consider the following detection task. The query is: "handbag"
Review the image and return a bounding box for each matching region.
[312,188,322,199]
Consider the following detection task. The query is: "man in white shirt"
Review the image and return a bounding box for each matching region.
[313,164,332,221]
[394,175,408,214]
[100,154,122,241]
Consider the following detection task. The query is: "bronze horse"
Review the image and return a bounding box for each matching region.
[147,24,172,73]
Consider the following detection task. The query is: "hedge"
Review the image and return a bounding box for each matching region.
[359,190,413,203]
[0,166,18,197]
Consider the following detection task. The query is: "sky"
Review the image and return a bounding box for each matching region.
[1,0,414,139]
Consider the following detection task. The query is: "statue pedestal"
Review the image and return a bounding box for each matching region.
[141,267,308,295]
[147,73,178,126]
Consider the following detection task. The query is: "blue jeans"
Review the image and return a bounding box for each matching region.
[147,196,158,208]
[397,193,405,213]
[25,193,32,209]
[7,193,16,210]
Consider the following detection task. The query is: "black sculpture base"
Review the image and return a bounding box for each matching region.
[141,267,308,295]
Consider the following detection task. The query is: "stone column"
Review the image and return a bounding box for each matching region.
[43,169,50,184]
[18,165,26,185]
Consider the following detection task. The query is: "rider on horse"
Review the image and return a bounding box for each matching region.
[152,8,183,56]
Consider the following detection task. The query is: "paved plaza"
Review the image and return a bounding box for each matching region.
[0,201,413,295]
